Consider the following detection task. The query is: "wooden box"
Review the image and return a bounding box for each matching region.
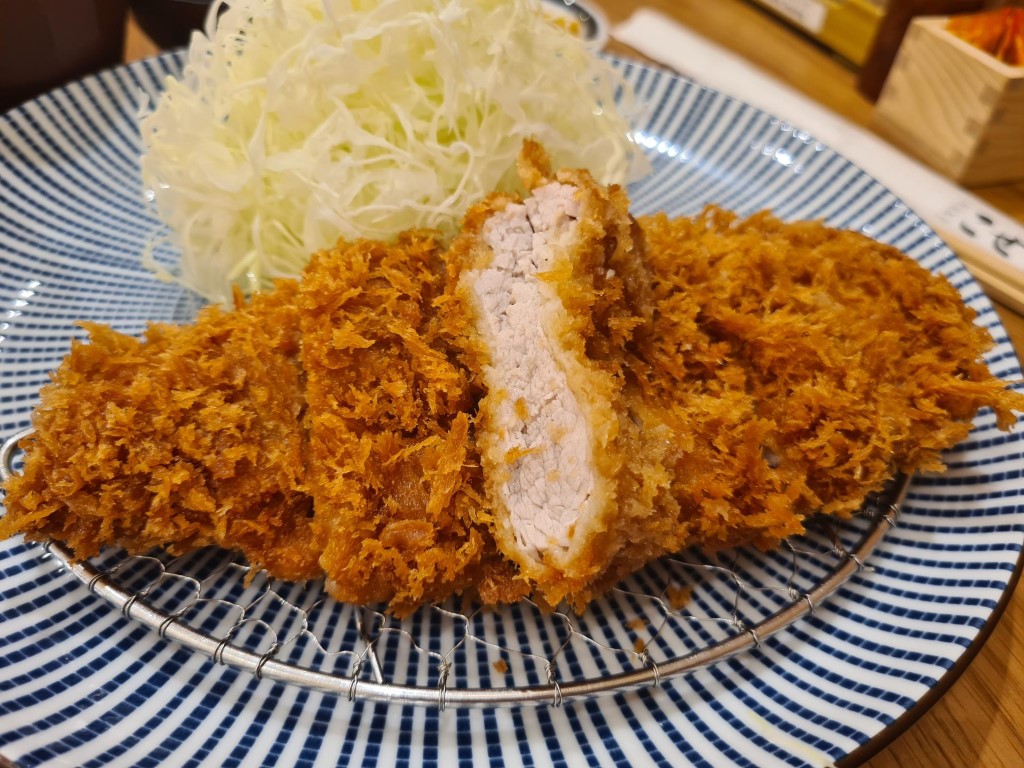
[872,16,1024,186]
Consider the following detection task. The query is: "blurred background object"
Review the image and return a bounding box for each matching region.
[128,0,214,50]
[0,0,129,113]
[747,1,1016,102]
[857,0,985,100]
[749,0,890,66]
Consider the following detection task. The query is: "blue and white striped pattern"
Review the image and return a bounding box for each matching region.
[1,54,1022,767]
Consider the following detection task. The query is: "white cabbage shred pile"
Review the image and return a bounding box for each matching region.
[140,0,643,304]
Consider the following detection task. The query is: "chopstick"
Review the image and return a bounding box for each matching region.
[938,226,1024,312]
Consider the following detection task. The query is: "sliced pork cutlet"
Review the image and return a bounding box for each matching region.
[299,232,525,617]
[451,156,672,610]
[0,283,320,581]
[631,207,1024,552]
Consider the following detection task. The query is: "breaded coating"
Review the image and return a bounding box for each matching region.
[299,232,525,616]
[0,284,319,580]
[631,207,1024,552]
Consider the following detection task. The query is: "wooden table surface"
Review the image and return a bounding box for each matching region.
[120,4,1024,767]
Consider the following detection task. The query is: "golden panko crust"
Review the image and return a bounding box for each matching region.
[0,283,320,581]
[299,232,526,616]
[631,207,1024,552]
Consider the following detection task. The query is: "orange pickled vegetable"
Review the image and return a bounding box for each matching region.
[947,8,1024,65]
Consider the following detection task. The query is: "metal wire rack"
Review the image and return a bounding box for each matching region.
[1,427,907,708]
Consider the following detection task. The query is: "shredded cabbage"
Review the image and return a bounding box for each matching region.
[139,0,644,304]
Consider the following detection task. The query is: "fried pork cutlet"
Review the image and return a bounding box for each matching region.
[630,207,1024,554]
[3,148,1022,618]
[449,145,674,609]
[299,231,526,616]
[450,147,1024,609]
[0,283,320,581]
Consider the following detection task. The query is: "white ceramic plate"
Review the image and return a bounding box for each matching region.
[0,54,1022,768]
